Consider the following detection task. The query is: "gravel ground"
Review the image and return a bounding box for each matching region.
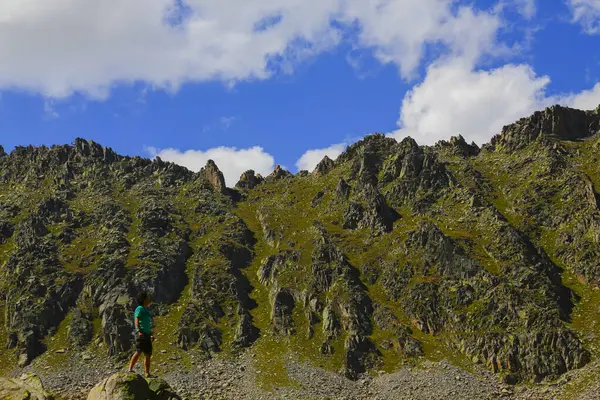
[10,352,600,400]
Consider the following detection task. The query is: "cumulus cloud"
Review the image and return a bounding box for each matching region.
[295,143,346,172]
[568,0,600,34]
[391,58,551,145]
[556,82,600,110]
[390,56,600,146]
[518,0,537,18]
[339,2,501,78]
[0,0,504,98]
[147,145,275,186]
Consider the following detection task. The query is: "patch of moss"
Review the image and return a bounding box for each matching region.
[0,301,16,376]
[32,312,74,369]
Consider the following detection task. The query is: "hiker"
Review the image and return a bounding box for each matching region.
[128,292,156,377]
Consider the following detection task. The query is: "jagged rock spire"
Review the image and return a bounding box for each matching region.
[268,165,291,180]
[436,135,480,157]
[313,155,335,177]
[236,169,263,190]
[200,159,226,194]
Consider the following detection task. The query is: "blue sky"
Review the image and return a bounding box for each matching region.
[0,0,599,185]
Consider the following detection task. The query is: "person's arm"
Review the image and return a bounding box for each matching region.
[135,317,142,336]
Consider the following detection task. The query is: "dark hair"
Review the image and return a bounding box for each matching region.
[137,292,149,306]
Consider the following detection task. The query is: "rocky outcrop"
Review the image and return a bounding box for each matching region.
[87,373,180,400]
[267,165,292,181]
[177,217,258,354]
[335,178,351,200]
[487,105,600,152]
[0,374,54,400]
[69,309,94,348]
[313,156,335,177]
[342,184,398,234]
[379,221,589,382]
[435,135,480,157]
[254,225,381,379]
[199,160,226,194]
[235,170,264,190]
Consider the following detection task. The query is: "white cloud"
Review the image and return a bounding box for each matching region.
[568,0,600,34]
[147,145,275,186]
[341,2,500,78]
[390,56,600,146]
[0,0,503,98]
[391,58,551,145]
[556,83,600,110]
[517,0,537,18]
[295,143,346,172]
[500,0,536,19]
[43,99,60,120]
[202,116,237,133]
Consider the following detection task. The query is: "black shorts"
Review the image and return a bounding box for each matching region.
[135,333,153,355]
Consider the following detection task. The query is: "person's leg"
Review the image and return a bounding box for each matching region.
[144,353,151,377]
[128,351,141,372]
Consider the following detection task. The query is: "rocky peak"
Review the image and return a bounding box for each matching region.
[336,134,398,166]
[73,138,119,162]
[487,105,600,151]
[268,165,291,180]
[235,170,264,190]
[199,159,226,194]
[313,156,335,177]
[436,135,480,157]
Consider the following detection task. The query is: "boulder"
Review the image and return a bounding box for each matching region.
[0,373,54,400]
[88,373,180,400]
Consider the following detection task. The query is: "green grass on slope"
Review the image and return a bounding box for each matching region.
[31,312,74,370]
[235,173,479,386]
[470,140,600,395]
[0,301,16,376]
[236,176,347,390]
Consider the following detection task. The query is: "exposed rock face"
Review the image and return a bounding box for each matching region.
[335,178,351,200]
[436,135,480,157]
[0,373,54,400]
[199,160,226,194]
[487,105,600,151]
[342,184,398,234]
[69,309,94,347]
[235,170,264,190]
[267,165,291,181]
[87,373,180,400]
[177,217,258,355]
[313,156,335,177]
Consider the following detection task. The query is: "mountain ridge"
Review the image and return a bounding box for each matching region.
[1,103,600,395]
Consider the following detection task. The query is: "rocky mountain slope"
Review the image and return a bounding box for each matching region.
[1,104,600,396]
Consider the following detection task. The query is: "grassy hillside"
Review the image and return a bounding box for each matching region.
[0,105,599,389]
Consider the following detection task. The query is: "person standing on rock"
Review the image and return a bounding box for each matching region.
[128,292,156,377]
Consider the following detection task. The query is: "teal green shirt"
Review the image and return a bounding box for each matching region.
[134,306,152,334]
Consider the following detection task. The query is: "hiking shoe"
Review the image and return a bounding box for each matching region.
[145,374,158,378]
